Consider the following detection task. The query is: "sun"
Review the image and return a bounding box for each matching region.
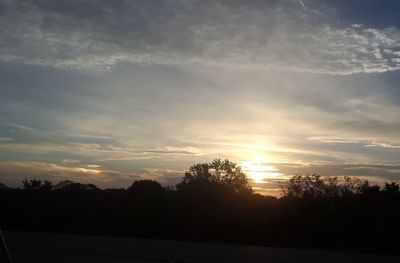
[240,155,281,184]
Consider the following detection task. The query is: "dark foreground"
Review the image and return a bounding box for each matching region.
[4,231,400,263]
[2,174,400,253]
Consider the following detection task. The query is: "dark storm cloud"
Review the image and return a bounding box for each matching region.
[0,0,400,74]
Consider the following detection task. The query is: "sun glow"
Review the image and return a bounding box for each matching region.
[241,155,282,184]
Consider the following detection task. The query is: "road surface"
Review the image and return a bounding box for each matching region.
[3,231,399,263]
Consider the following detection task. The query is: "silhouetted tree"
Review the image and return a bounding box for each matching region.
[0,182,9,190]
[383,182,400,194]
[21,179,53,191]
[280,174,378,198]
[281,174,328,198]
[382,182,400,200]
[22,179,40,190]
[358,180,381,196]
[176,159,252,195]
[127,180,164,196]
[54,180,98,191]
[41,180,54,191]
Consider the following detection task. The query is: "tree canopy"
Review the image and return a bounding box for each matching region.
[176,159,252,195]
[127,180,164,196]
[279,174,396,199]
[21,179,54,191]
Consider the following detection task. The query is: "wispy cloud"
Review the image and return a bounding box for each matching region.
[365,142,400,149]
[0,0,399,74]
[309,136,400,149]
[0,161,104,185]
[0,137,13,142]
[308,137,363,144]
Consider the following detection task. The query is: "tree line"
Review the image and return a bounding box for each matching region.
[0,159,399,254]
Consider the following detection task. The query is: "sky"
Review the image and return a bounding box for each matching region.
[1,0,400,195]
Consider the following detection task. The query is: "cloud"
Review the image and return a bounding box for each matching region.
[62,159,80,164]
[0,161,104,185]
[308,137,363,144]
[5,123,36,131]
[0,0,399,74]
[365,142,400,149]
[308,136,400,149]
[139,168,184,186]
[146,146,203,156]
[0,122,207,167]
[2,63,400,171]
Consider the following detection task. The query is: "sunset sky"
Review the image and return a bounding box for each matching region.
[1,0,400,195]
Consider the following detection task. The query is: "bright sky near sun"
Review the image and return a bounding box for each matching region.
[1,0,400,194]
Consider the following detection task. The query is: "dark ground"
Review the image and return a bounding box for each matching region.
[2,176,399,256]
[4,231,400,263]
